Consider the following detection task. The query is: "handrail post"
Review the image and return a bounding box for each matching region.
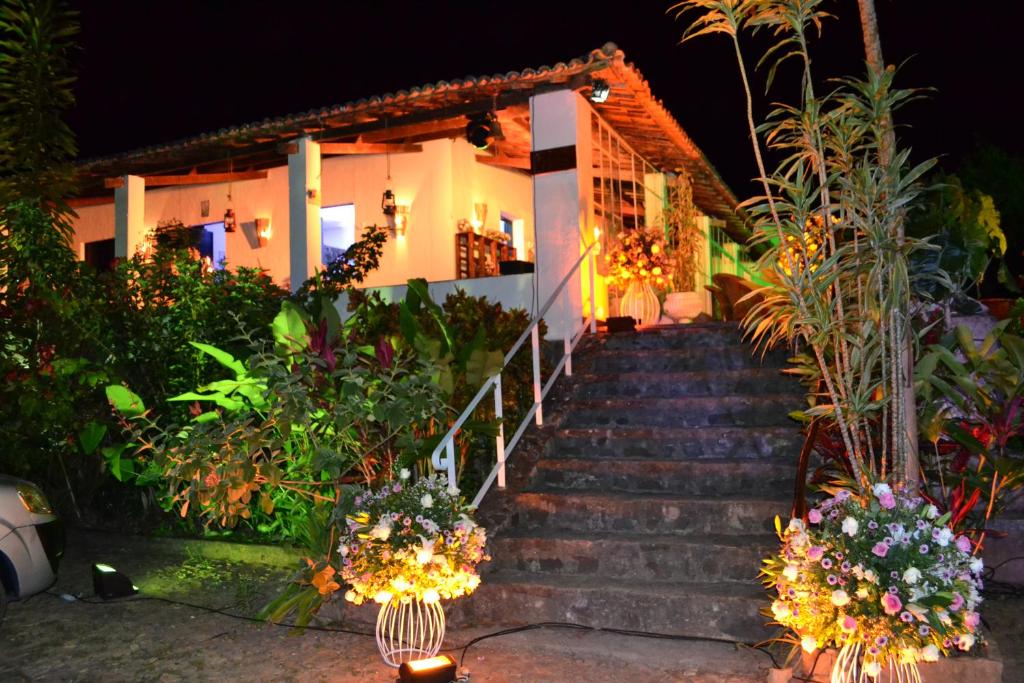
[445,439,456,485]
[494,374,506,489]
[564,334,572,376]
[531,325,543,426]
[589,249,597,334]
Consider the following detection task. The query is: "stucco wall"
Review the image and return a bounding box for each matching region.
[70,138,534,290]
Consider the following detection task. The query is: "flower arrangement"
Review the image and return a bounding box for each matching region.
[604,228,672,288]
[762,482,984,681]
[339,472,489,607]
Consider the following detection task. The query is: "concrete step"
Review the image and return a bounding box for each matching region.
[450,571,770,642]
[597,323,746,350]
[507,491,784,536]
[579,346,788,373]
[560,396,801,429]
[487,531,773,583]
[531,457,793,496]
[573,369,802,398]
[547,426,804,460]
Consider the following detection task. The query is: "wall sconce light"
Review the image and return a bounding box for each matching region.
[589,78,610,103]
[223,207,237,233]
[394,204,410,237]
[255,217,272,247]
[471,202,487,231]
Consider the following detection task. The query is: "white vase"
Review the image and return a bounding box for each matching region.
[620,281,661,326]
[375,598,446,667]
[663,291,704,322]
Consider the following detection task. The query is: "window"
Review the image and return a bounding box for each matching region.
[321,204,356,264]
[198,222,227,270]
[84,238,115,272]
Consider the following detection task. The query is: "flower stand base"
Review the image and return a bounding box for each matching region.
[783,636,1002,683]
[375,598,446,668]
[620,281,661,327]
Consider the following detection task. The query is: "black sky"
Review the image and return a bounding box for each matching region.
[67,1,1024,198]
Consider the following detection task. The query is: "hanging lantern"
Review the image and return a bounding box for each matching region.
[381,189,397,216]
[223,208,237,233]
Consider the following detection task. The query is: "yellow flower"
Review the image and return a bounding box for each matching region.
[652,267,662,276]
[651,244,660,254]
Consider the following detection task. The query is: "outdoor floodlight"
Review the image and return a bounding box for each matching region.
[589,78,610,103]
[92,563,138,600]
[465,112,502,150]
[397,654,458,683]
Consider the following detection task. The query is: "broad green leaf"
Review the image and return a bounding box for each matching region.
[272,301,309,354]
[78,421,107,455]
[105,385,146,417]
[188,342,245,376]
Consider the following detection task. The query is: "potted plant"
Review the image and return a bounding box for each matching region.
[604,228,672,326]
[338,471,489,666]
[763,484,985,682]
[663,171,706,323]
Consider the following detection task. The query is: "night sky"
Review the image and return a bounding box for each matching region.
[68,1,1023,199]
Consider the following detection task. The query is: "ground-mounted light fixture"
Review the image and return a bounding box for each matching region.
[465,112,502,150]
[223,207,237,233]
[91,563,138,600]
[397,654,458,683]
[589,78,611,103]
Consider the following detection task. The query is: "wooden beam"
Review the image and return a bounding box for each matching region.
[67,195,115,208]
[319,142,423,156]
[358,116,469,143]
[104,170,268,189]
[476,154,531,172]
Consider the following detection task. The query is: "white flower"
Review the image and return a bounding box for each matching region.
[926,504,939,519]
[920,644,940,662]
[447,483,460,496]
[399,468,411,480]
[421,518,439,534]
[783,564,799,581]
[903,567,922,584]
[422,588,440,604]
[338,543,349,557]
[872,482,892,498]
[343,590,357,603]
[842,516,859,537]
[856,587,870,600]
[969,557,984,574]
[800,635,817,653]
[771,599,791,619]
[958,633,976,651]
[830,589,850,607]
[787,518,806,533]
[415,537,435,565]
[420,493,434,509]
[863,661,881,678]
[864,569,878,584]
[369,518,392,541]
[935,527,954,547]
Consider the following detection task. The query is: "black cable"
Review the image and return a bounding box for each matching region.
[44,590,374,637]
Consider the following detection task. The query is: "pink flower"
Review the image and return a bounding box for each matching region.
[955,535,972,553]
[881,592,902,615]
[964,611,981,629]
[879,492,896,509]
[872,542,890,558]
[807,546,825,561]
[840,615,857,632]
[950,593,965,612]
[808,509,822,524]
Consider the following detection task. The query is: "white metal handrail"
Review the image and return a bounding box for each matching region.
[431,239,598,509]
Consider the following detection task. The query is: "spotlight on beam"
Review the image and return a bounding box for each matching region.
[589,78,610,103]
[92,563,138,600]
[397,654,458,683]
[465,112,502,150]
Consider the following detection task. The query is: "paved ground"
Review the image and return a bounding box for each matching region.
[1,529,1018,682]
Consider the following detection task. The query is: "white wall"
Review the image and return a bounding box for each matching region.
[71,138,535,291]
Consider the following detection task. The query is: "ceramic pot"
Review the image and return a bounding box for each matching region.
[620,280,661,326]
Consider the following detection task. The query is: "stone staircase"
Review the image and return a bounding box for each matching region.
[453,323,805,643]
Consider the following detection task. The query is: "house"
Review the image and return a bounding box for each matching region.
[69,43,755,338]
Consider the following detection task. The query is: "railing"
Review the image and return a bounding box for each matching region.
[431,240,599,509]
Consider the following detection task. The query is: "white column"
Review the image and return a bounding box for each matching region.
[530,90,591,340]
[288,136,322,292]
[644,172,667,230]
[113,174,145,258]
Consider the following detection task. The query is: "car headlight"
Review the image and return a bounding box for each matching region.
[17,483,53,514]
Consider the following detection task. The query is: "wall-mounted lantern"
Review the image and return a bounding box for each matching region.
[255,217,272,247]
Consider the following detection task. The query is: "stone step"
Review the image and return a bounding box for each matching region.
[597,323,745,350]
[579,346,788,373]
[573,369,801,399]
[548,426,804,460]
[560,396,800,429]
[507,491,784,536]
[531,457,793,496]
[449,571,769,642]
[487,531,773,583]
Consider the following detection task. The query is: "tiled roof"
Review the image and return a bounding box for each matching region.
[77,43,749,240]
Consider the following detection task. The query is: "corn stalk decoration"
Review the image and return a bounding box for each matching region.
[672,0,938,493]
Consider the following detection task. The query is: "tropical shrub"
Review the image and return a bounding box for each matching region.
[764,485,984,679]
